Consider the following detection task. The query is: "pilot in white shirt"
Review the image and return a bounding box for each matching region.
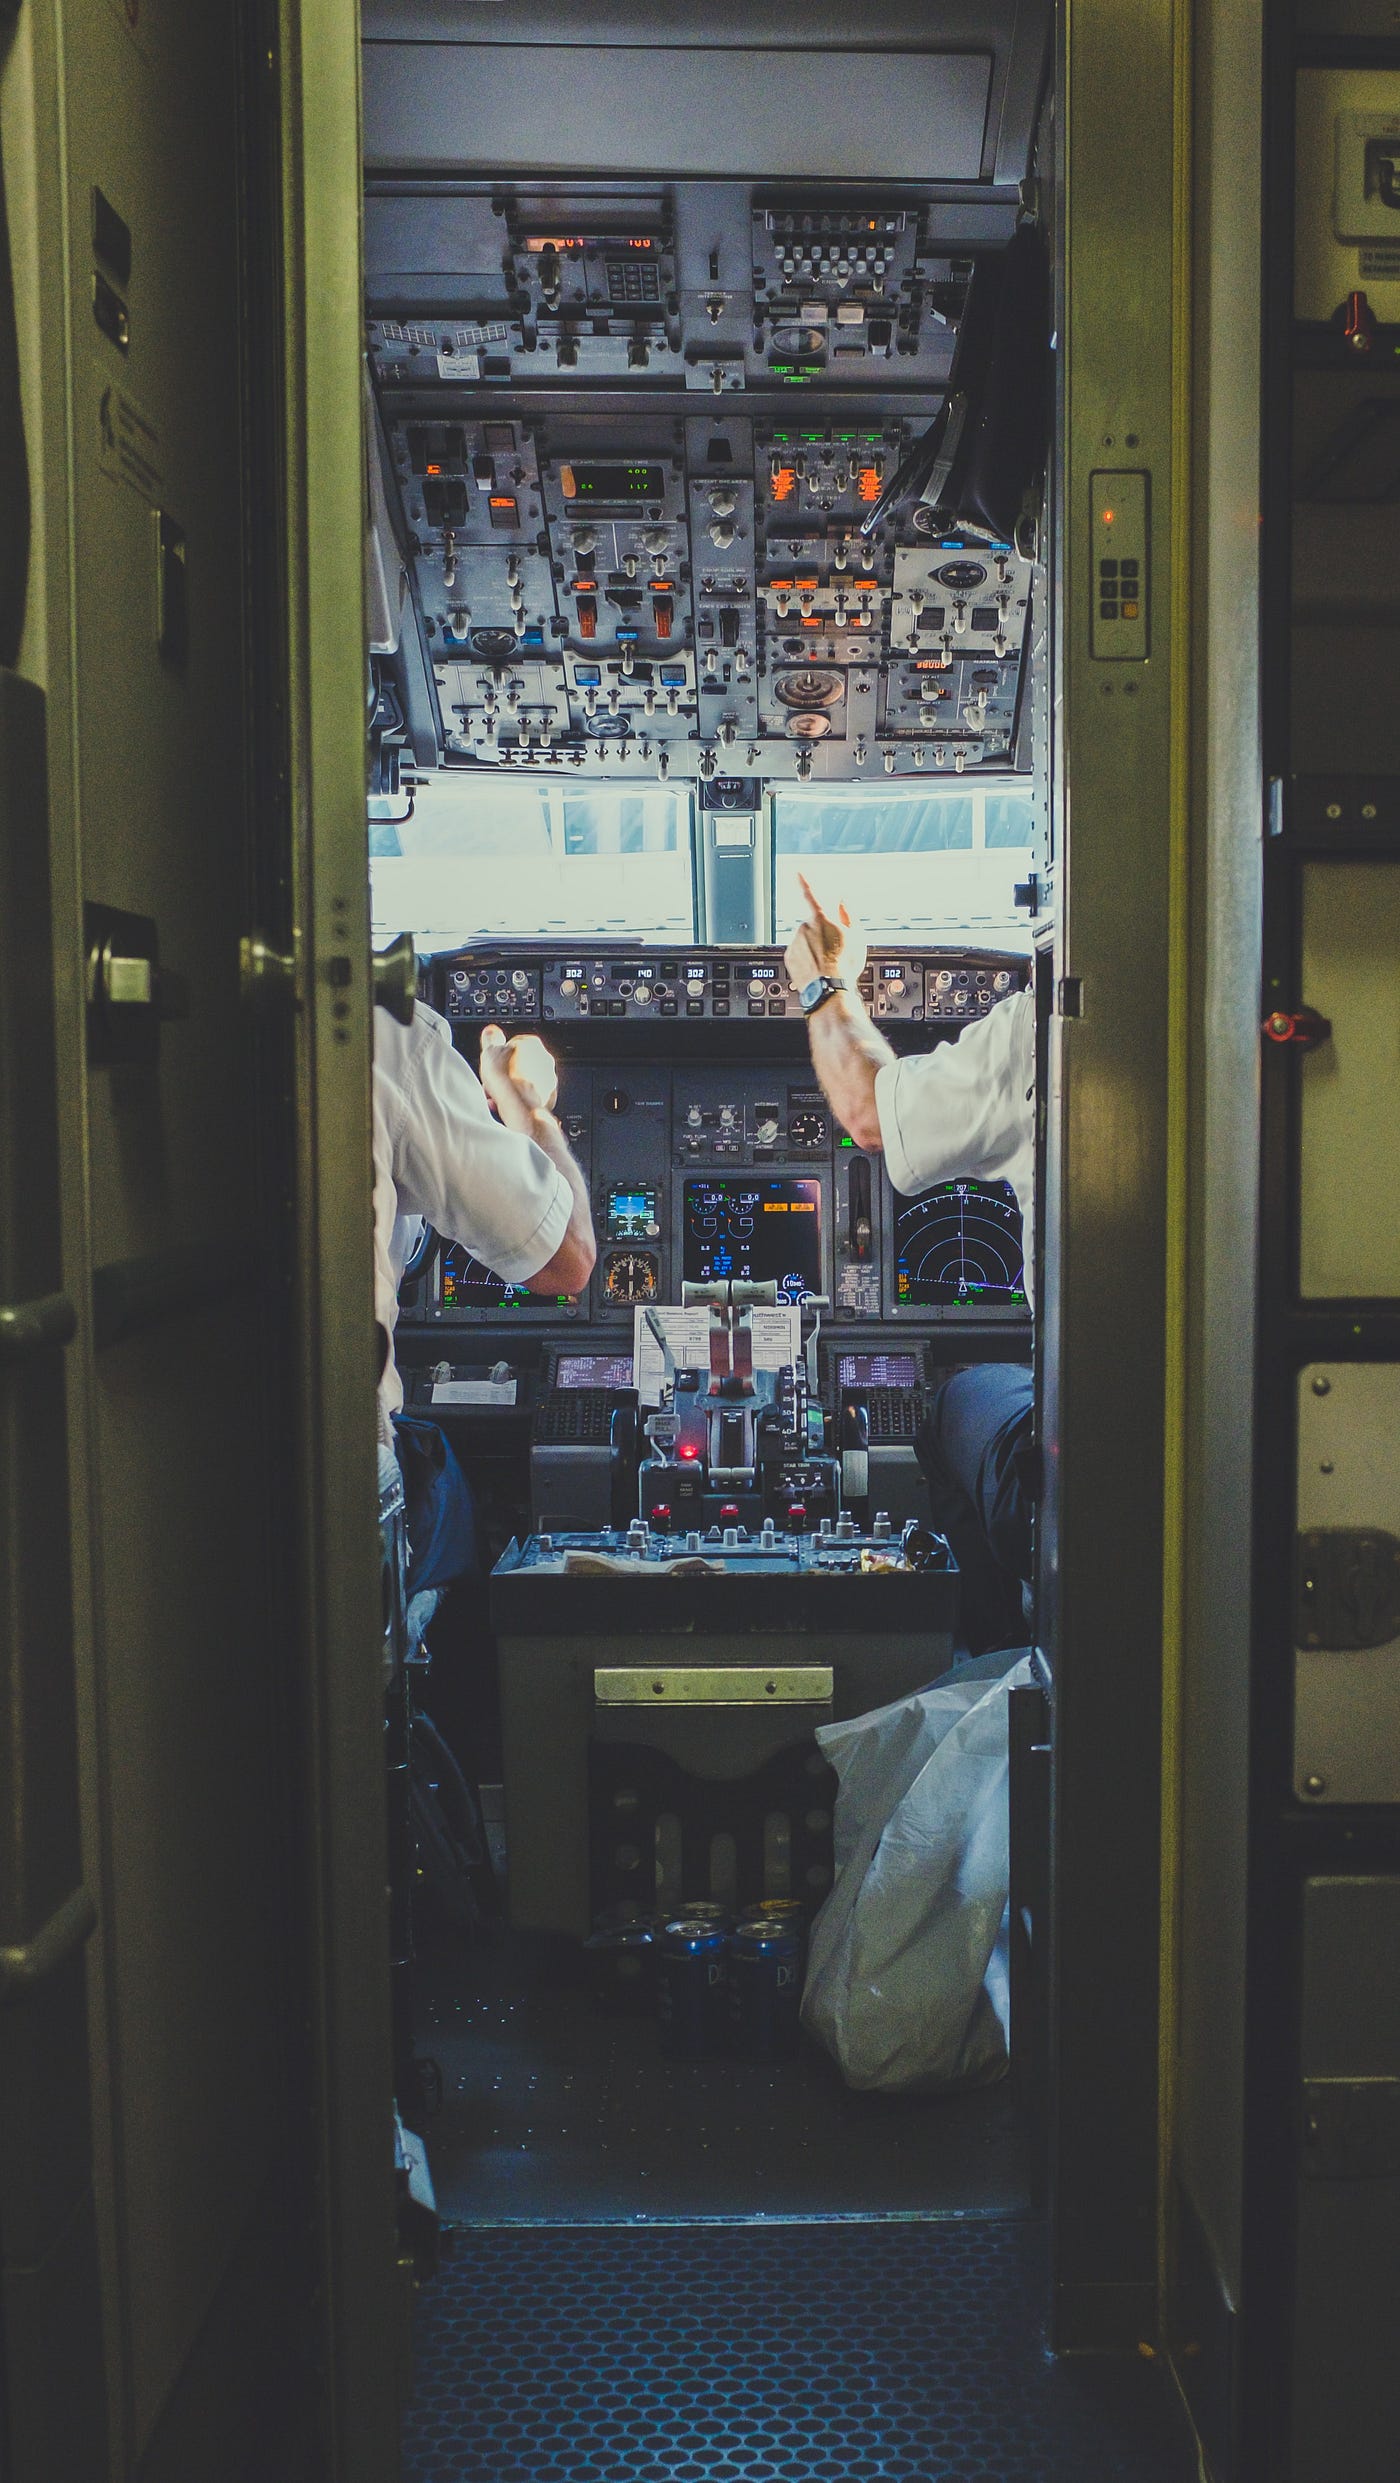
[374,1000,596,1443]
[373,998,596,1639]
[784,877,1034,1652]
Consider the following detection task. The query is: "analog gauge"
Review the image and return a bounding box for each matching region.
[787,709,832,741]
[774,667,844,708]
[789,1109,830,1147]
[603,1250,660,1305]
[934,559,988,590]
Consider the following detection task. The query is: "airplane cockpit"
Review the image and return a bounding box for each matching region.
[362,0,1056,2241]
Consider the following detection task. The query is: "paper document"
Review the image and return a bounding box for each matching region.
[431,1378,517,1406]
[633,1303,801,1408]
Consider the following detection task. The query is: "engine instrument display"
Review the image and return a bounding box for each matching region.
[893,1180,1027,1310]
[683,1177,823,1302]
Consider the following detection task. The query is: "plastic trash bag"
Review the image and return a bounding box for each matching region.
[801,1650,1036,2094]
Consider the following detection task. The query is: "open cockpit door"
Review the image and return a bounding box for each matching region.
[0,1,405,2475]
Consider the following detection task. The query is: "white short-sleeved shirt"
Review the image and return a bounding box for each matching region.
[873,987,1036,1287]
[374,1003,572,1432]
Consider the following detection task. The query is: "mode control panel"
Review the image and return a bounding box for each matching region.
[458,947,1032,1026]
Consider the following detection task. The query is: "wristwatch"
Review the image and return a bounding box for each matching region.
[799,973,847,1018]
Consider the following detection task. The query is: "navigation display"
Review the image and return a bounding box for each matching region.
[894,1179,1027,1310]
[682,1177,822,1302]
[439,1243,571,1311]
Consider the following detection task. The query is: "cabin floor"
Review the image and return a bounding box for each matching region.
[403,1931,1194,2483]
[413,1926,1029,2224]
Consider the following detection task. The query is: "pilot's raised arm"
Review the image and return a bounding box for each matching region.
[782,873,1035,1281]
[784,876,1035,1657]
[373,1000,596,1438]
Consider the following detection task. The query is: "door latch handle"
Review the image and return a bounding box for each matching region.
[0,1884,97,2006]
[239,933,300,1009]
[1263,1005,1332,1052]
[84,900,188,1065]
[0,1289,77,1364]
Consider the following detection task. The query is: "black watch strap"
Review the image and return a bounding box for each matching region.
[800,974,848,1018]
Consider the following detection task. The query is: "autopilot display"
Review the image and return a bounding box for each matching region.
[682,1176,823,1302]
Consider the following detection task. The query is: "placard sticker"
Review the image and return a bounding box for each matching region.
[96,371,162,506]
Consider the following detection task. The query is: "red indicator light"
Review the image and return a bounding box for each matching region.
[679,1444,699,1460]
[653,594,674,639]
[720,1503,740,1521]
[577,595,597,639]
[1102,508,1115,525]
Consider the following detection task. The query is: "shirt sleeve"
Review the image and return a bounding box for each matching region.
[393,1012,572,1285]
[873,988,1034,1199]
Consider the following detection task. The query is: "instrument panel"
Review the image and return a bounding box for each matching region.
[398,944,1033,1337]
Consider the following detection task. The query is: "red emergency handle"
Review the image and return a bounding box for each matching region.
[1262,1006,1332,1053]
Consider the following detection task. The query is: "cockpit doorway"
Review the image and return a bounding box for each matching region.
[349,1,1188,2474]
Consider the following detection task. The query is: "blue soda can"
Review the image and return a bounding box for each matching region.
[656,1917,729,2057]
[728,1916,802,2060]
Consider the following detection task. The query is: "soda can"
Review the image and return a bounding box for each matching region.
[676,1899,731,1930]
[656,1917,729,2057]
[584,1921,656,2016]
[728,1916,802,2061]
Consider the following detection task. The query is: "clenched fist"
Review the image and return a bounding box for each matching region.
[479,1024,560,1122]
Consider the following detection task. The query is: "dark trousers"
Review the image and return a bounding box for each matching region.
[916,1363,1036,1655]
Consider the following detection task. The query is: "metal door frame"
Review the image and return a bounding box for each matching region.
[275,0,409,2469]
[1045,0,1191,2351]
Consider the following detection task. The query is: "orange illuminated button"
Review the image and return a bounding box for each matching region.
[852,577,880,592]
[577,596,597,638]
[857,466,881,502]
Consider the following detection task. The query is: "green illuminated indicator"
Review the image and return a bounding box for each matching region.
[840,1135,854,1147]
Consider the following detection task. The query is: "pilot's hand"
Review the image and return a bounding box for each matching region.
[783,873,867,994]
[479,1024,560,1122]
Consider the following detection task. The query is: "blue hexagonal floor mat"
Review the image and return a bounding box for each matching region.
[401,2220,1192,2482]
